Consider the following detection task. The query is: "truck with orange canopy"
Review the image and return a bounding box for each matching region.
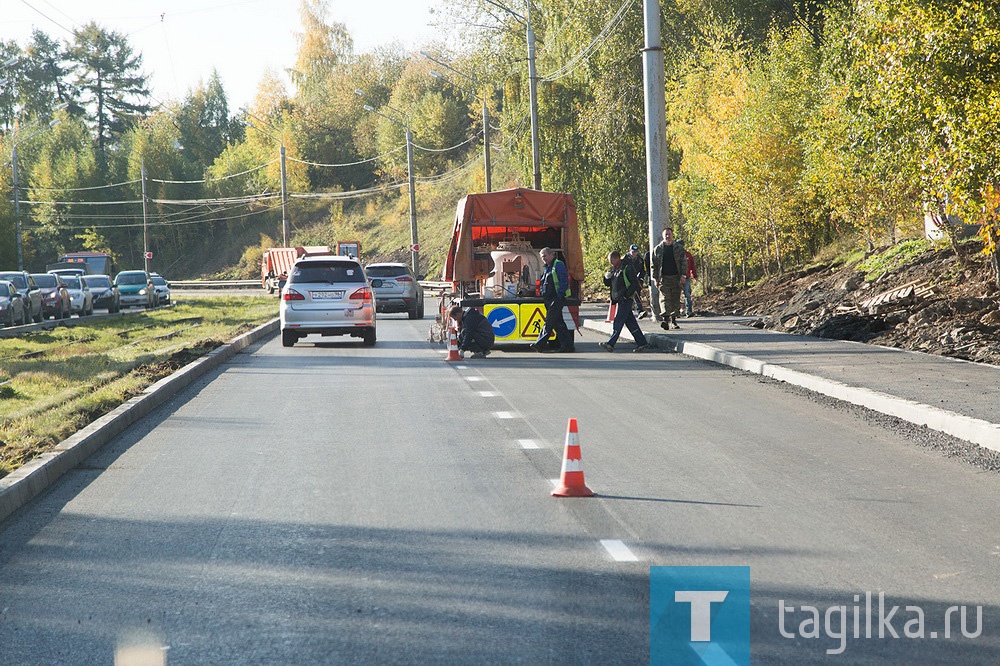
[441,188,584,343]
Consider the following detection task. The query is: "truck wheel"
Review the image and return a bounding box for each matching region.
[362,328,377,346]
[281,329,297,347]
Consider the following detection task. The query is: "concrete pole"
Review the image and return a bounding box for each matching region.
[279,144,289,247]
[526,4,541,190]
[141,156,150,274]
[405,126,419,274]
[12,144,22,271]
[642,0,670,319]
[483,94,492,192]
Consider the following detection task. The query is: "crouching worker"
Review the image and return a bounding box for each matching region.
[449,305,495,359]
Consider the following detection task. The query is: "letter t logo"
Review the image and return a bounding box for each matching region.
[675,590,729,641]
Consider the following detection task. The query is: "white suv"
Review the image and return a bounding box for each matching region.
[279,256,376,347]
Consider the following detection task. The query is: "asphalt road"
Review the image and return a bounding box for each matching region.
[1,308,999,664]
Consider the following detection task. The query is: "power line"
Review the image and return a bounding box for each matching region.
[285,145,407,168]
[542,0,636,82]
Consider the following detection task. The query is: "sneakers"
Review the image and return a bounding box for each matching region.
[660,322,670,331]
[686,311,694,318]
[671,319,680,329]
[471,350,490,359]
[633,343,651,352]
[599,342,614,353]
[637,310,650,320]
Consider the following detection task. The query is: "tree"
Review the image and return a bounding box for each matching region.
[176,71,235,173]
[66,22,151,169]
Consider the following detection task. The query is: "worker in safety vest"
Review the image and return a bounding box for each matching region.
[531,247,574,353]
[599,250,650,353]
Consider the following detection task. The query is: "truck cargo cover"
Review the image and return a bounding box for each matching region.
[445,188,584,282]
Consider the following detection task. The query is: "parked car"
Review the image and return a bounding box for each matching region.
[150,273,171,305]
[114,270,155,309]
[0,280,26,327]
[365,262,424,319]
[31,273,71,319]
[279,256,376,347]
[0,271,43,323]
[85,274,120,313]
[61,274,94,316]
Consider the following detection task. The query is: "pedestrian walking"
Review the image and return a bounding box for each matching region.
[531,247,575,353]
[683,249,697,317]
[449,305,495,358]
[651,227,686,329]
[626,244,649,319]
[599,251,650,353]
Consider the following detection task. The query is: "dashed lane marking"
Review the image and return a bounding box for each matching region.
[518,439,540,449]
[601,540,639,562]
[493,411,516,419]
[478,391,499,397]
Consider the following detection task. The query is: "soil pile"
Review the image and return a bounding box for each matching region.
[699,247,1000,366]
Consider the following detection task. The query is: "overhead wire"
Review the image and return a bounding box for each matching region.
[542,0,636,82]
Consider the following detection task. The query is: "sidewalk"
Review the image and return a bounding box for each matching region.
[579,304,1000,452]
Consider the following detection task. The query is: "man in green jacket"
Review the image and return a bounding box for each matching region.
[651,227,687,330]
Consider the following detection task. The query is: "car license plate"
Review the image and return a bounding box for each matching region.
[382,281,395,288]
[311,291,344,299]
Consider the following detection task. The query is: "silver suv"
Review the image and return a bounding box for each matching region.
[280,256,376,347]
[365,262,424,319]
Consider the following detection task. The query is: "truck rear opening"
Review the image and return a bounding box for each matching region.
[441,188,584,343]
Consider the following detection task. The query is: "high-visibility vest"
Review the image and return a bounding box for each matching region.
[551,259,571,298]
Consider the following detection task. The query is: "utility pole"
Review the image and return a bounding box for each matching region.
[279,144,289,247]
[486,0,541,190]
[642,0,670,320]
[404,125,419,274]
[526,3,541,190]
[12,144,22,270]
[141,156,150,274]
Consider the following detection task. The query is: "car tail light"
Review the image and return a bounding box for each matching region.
[350,287,372,301]
[396,276,413,282]
[283,289,305,301]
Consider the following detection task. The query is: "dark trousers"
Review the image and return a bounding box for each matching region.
[538,299,572,350]
[609,300,648,346]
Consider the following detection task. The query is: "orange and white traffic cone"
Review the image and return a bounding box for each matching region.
[552,418,594,497]
[444,325,462,362]
[604,302,617,323]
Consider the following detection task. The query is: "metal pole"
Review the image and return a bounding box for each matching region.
[483,94,492,192]
[405,126,418,274]
[12,144,22,271]
[279,144,289,246]
[642,0,670,320]
[141,156,149,274]
[526,4,541,191]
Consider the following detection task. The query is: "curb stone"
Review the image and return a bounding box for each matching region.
[0,318,279,524]
[582,318,1000,453]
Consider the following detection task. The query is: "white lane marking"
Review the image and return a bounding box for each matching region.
[550,478,560,487]
[518,439,540,449]
[455,364,468,370]
[601,540,639,562]
[493,411,516,419]
[478,391,499,397]
[465,376,484,382]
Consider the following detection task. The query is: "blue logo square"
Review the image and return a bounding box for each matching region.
[650,566,750,665]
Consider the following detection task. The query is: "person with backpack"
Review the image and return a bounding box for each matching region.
[626,244,650,320]
[599,250,650,353]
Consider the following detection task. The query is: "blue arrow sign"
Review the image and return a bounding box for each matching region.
[487,306,517,338]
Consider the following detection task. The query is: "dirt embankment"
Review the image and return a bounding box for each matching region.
[699,248,1000,366]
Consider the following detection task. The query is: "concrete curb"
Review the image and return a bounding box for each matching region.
[0,318,279,524]
[582,318,1000,453]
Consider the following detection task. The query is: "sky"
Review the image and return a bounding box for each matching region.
[3,0,444,111]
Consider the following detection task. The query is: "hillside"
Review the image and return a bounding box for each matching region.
[699,240,1000,366]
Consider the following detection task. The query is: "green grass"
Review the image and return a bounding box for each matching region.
[0,296,277,478]
[855,239,931,281]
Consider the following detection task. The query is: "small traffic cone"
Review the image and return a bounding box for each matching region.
[444,325,462,362]
[552,418,594,497]
[604,302,617,322]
